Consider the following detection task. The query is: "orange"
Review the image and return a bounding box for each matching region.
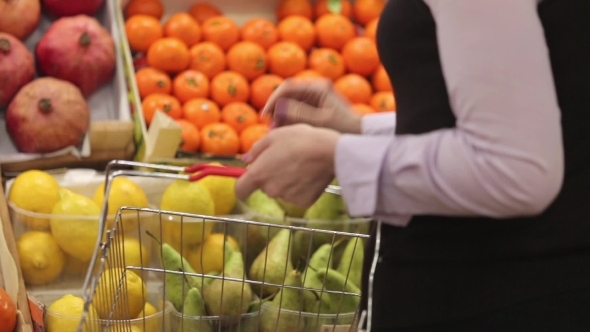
[175,119,201,152]
[172,70,210,103]
[314,0,352,19]
[183,98,221,129]
[308,48,346,81]
[135,67,172,99]
[341,37,380,76]
[250,74,284,110]
[125,15,163,53]
[267,41,307,78]
[141,93,182,126]
[353,0,385,26]
[277,15,316,52]
[226,41,268,81]
[188,42,226,79]
[164,13,202,47]
[125,0,164,20]
[221,102,258,134]
[200,123,240,155]
[293,69,324,79]
[188,2,223,25]
[241,18,279,50]
[334,74,373,104]
[372,65,393,92]
[276,0,313,21]
[364,17,379,43]
[240,124,269,153]
[201,16,240,51]
[147,38,190,74]
[351,103,376,116]
[315,13,356,51]
[210,71,250,107]
[370,91,396,112]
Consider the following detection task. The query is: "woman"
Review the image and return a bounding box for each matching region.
[235,0,590,330]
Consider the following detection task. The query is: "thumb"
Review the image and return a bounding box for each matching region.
[274,97,332,128]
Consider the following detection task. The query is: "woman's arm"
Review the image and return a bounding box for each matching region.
[362,112,397,135]
[335,0,564,225]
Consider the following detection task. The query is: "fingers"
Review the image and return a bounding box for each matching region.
[242,133,273,164]
[275,98,334,128]
[262,78,332,118]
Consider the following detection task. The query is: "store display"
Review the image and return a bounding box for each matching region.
[0,33,35,108]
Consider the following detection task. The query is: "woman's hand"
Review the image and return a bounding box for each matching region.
[264,78,363,134]
[235,124,340,207]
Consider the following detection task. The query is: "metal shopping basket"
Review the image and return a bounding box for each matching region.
[75,160,373,332]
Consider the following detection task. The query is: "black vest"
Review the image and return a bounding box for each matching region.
[371,0,590,326]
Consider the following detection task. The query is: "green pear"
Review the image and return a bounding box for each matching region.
[244,190,287,264]
[336,238,364,289]
[277,198,307,218]
[203,241,253,326]
[260,270,306,332]
[302,267,332,315]
[181,288,213,332]
[303,189,350,247]
[249,228,294,297]
[315,268,361,314]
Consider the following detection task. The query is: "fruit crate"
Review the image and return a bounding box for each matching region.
[0,0,135,173]
[115,0,393,165]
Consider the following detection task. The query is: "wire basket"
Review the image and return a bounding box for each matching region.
[74,160,370,332]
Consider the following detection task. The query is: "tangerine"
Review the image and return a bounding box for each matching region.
[135,67,172,99]
[277,15,316,52]
[175,119,201,152]
[293,69,324,79]
[364,17,379,43]
[125,15,163,53]
[210,71,250,107]
[353,0,385,26]
[188,2,223,24]
[200,123,240,155]
[276,0,313,21]
[241,18,279,50]
[341,37,380,76]
[267,41,307,78]
[314,0,352,19]
[351,103,375,116]
[315,13,356,51]
[221,102,259,134]
[250,74,284,110]
[372,65,393,92]
[308,48,346,80]
[334,73,373,104]
[125,0,164,19]
[142,93,182,126]
[240,124,269,153]
[147,37,190,74]
[172,70,210,103]
[188,42,226,79]
[183,98,221,129]
[226,41,268,81]
[201,16,240,51]
[370,91,396,112]
[164,13,202,47]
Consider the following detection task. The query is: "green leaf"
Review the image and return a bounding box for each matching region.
[328,0,343,14]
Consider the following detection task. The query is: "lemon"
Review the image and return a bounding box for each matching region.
[107,324,142,332]
[8,170,61,230]
[186,233,240,274]
[107,236,151,269]
[50,189,101,262]
[63,255,90,277]
[160,180,216,246]
[92,177,149,232]
[135,302,160,332]
[17,231,66,285]
[46,294,99,332]
[93,267,146,320]
[196,163,238,216]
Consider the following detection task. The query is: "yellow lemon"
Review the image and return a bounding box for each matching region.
[196,163,238,216]
[63,255,90,277]
[50,189,101,262]
[46,294,100,332]
[93,268,147,320]
[8,170,61,230]
[106,323,143,332]
[135,302,160,332]
[160,180,216,247]
[186,233,240,274]
[17,231,66,285]
[107,235,151,269]
[93,177,149,232]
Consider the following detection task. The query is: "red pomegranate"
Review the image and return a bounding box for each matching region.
[0,0,41,40]
[6,77,90,154]
[43,0,105,18]
[35,15,116,97]
[0,33,35,108]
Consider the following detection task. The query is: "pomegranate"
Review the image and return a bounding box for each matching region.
[0,0,41,41]
[0,33,35,108]
[36,15,116,97]
[6,77,90,154]
[43,0,105,18]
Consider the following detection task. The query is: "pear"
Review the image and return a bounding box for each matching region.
[336,238,364,288]
[308,241,344,272]
[249,228,294,297]
[181,288,213,332]
[303,188,350,247]
[244,190,287,264]
[203,241,253,326]
[260,269,306,332]
[277,198,307,218]
[315,268,361,314]
[302,266,332,315]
